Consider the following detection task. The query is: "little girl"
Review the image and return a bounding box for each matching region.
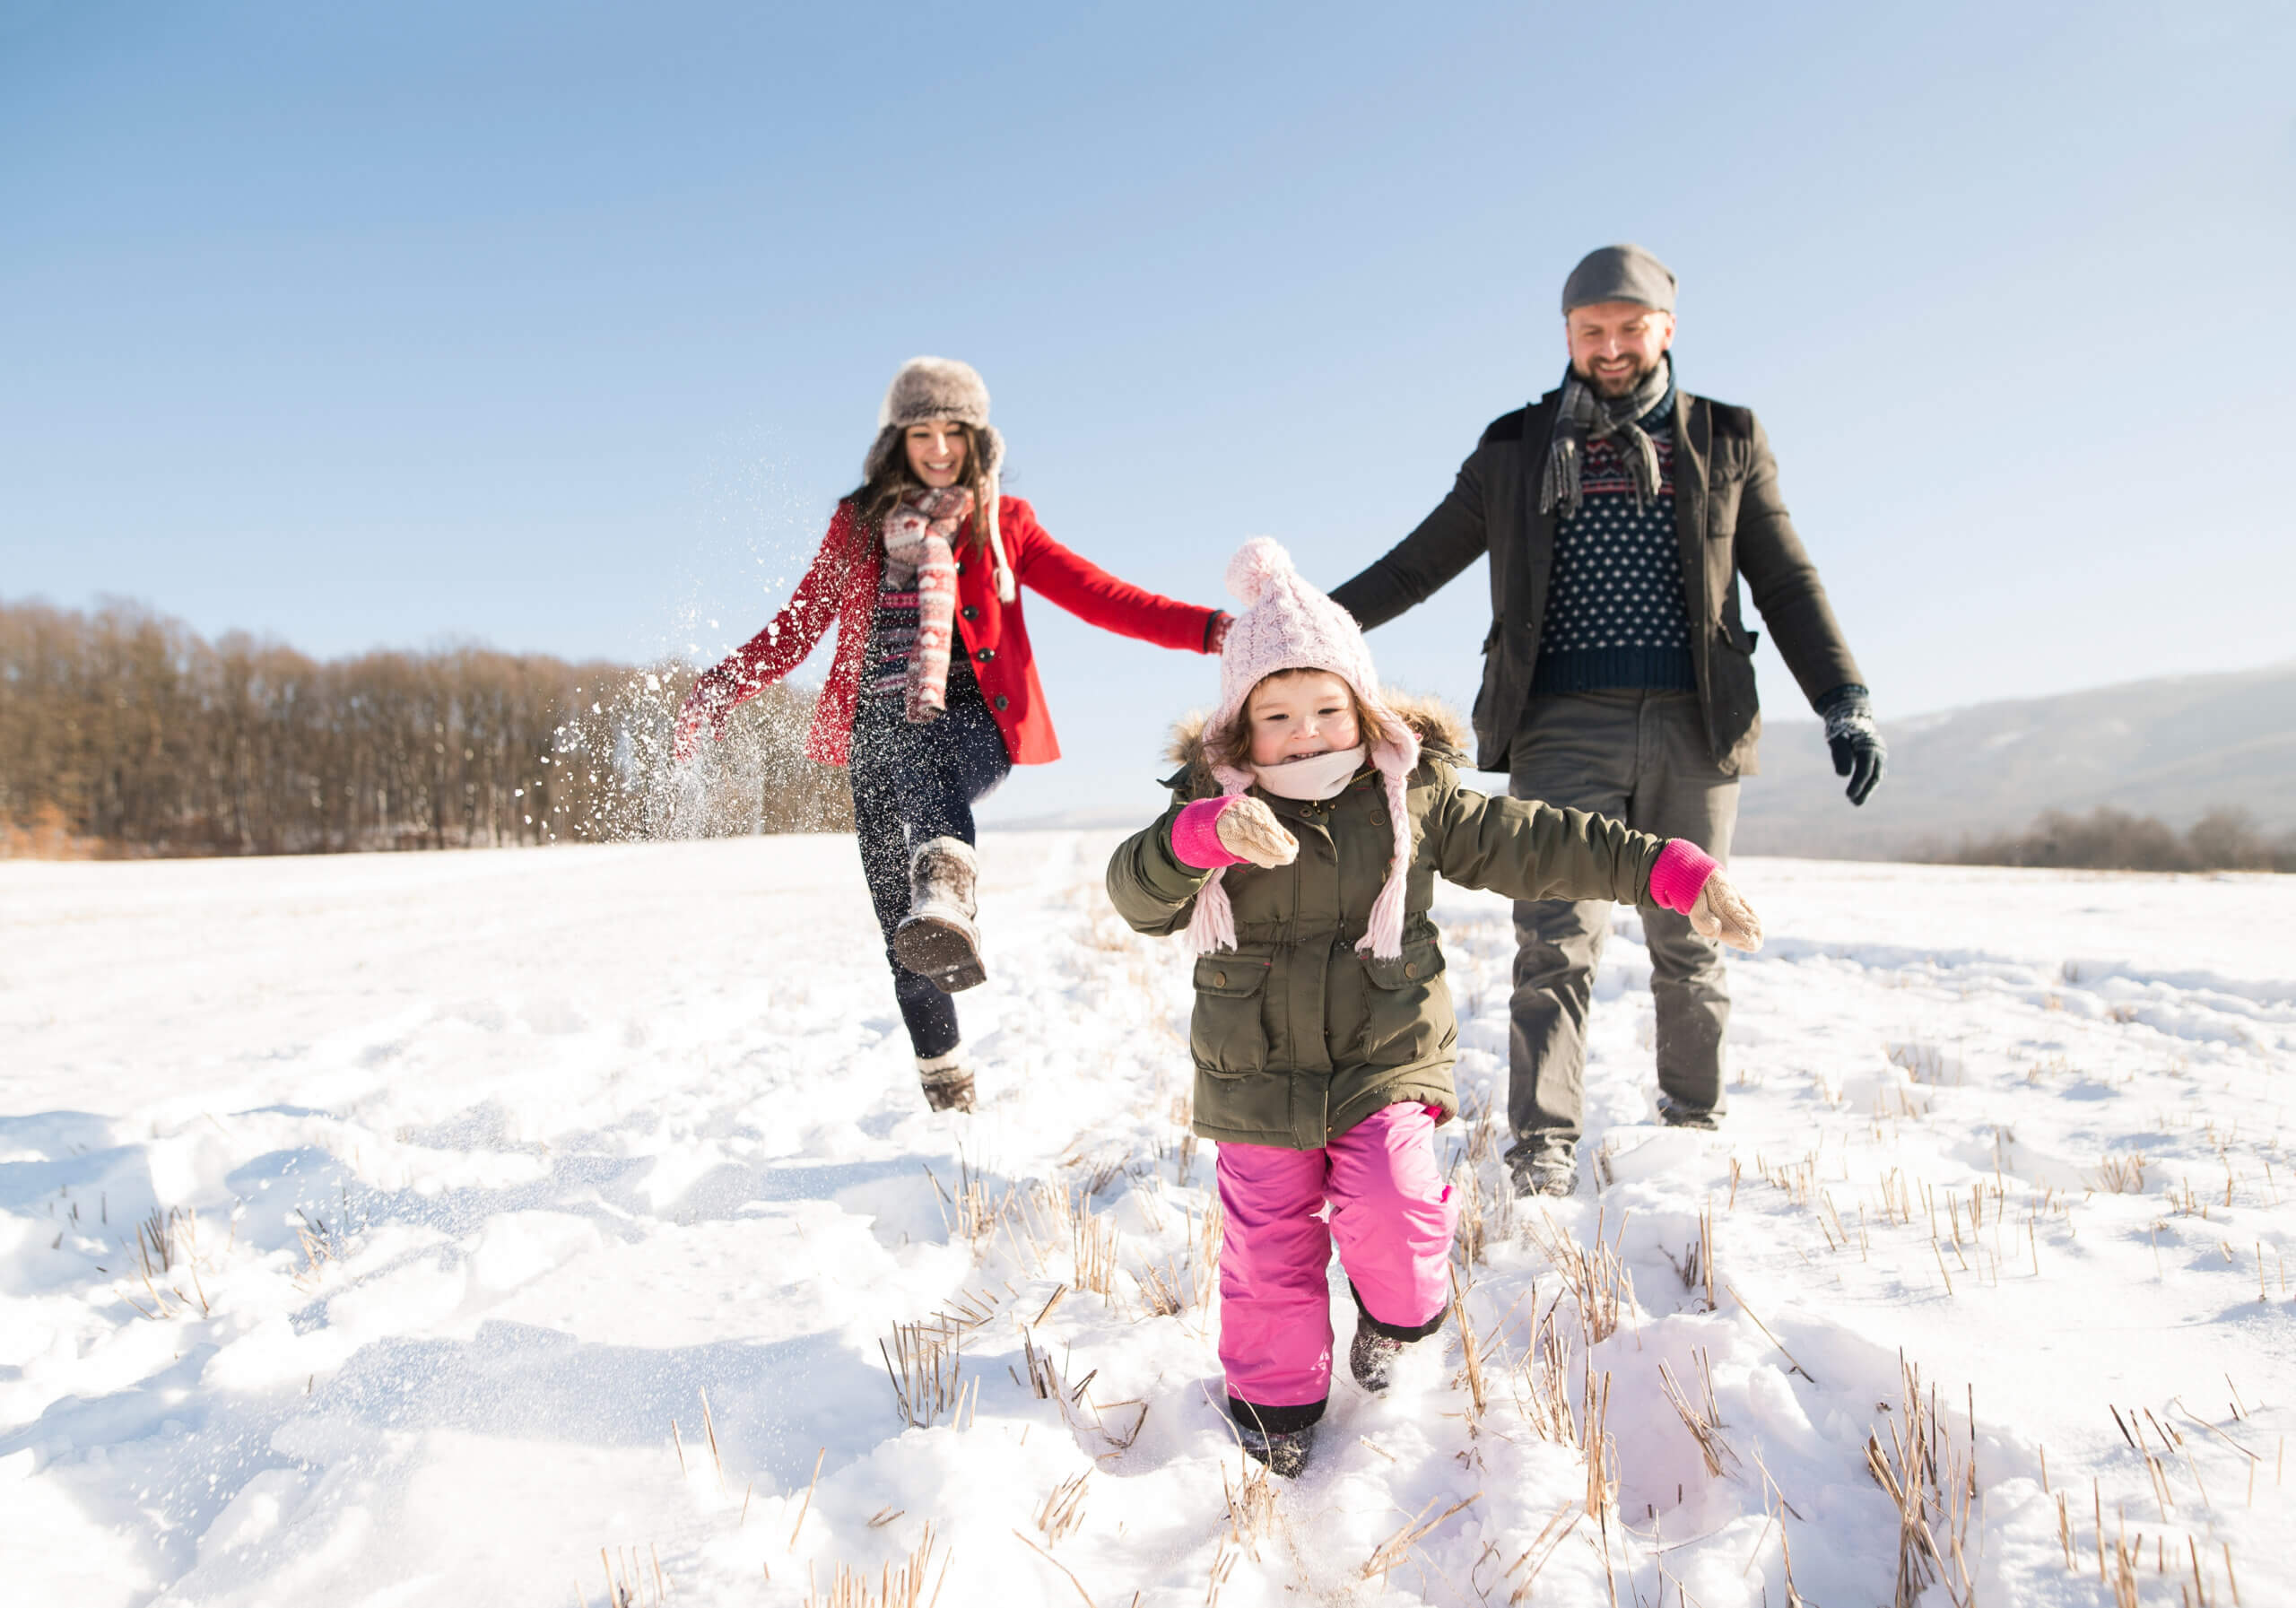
[680,357,1227,1113]
[1106,539,1761,1475]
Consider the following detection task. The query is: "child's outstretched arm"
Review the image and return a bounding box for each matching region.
[1105,795,1296,937]
[1429,786,1762,952]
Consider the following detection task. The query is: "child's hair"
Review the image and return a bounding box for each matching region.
[846,422,994,548]
[1205,667,1378,770]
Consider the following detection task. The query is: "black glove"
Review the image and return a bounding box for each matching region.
[1816,684,1885,806]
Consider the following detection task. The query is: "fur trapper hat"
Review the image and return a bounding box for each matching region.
[863,357,1013,601]
[1186,538,1422,959]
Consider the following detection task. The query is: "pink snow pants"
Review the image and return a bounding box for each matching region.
[1215,1102,1457,1421]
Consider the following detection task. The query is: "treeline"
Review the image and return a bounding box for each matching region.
[1935,806,2295,874]
[0,599,850,857]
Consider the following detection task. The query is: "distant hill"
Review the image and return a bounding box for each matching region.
[1735,662,2296,859]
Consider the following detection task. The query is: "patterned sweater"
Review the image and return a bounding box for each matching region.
[1532,389,1697,695]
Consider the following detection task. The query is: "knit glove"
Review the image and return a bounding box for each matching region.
[1688,870,1764,953]
[1217,797,1299,867]
[1817,683,1885,806]
[1170,795,1298,870]
[1647,839,1762,952]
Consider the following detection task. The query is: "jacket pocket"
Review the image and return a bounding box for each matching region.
[1190,953,1272,1075]
[1352,939,1455,1069]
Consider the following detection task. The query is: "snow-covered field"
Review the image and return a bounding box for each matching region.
[4,837,2293,1606]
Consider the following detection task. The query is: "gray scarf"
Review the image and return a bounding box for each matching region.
[1538,359,1675,522]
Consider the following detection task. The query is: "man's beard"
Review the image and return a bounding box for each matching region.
[1574,352,1664,399]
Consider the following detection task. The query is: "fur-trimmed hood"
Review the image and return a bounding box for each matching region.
[1162,691,1471,791]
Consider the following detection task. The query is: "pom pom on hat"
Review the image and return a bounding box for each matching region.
[1224,536,1296,608]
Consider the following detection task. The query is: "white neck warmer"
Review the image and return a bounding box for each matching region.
[1250,745,1365,801]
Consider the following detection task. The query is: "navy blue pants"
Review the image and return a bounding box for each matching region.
[848,691,1012,1059]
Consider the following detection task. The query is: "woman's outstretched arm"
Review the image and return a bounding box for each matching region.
[677,507,864,756]
[1006,500,1224,652]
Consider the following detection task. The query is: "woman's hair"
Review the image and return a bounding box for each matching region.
[1205,668,1378,771]
[846,422,994,547]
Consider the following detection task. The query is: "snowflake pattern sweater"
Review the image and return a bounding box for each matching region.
[1531,388,1697,695]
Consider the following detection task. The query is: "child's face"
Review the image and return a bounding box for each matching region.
[1246,671,1361,767]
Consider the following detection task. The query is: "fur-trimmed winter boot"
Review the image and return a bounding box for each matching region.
[915,1050,976,1114]
[891,836,985,993]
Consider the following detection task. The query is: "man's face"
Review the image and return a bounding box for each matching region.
[1566,301,1675,397]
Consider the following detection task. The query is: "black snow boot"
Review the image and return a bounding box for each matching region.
[1657,1095,1719,1131]
[1237,1421,1316,1479]
[1509,1138,1578,1198]
[1349,1323,1409,1394]
[891,836,986,993]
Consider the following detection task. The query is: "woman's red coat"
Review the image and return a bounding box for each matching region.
[698,497,1218,767]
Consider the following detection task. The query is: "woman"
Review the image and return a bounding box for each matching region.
[677,357,1228,1113]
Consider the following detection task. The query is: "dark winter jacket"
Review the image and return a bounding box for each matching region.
[692,497,1222,768]
[1328,389,1864,777]
[1104,699,1668,1150]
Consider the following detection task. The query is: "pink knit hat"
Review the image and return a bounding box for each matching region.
[1187,538,1422,959]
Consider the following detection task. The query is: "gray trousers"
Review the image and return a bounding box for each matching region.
[1506,691,1738,1151]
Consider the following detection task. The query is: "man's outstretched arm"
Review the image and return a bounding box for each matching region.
[1328,448,1489,629]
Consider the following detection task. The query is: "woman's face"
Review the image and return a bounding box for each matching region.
[1246,671,1361,767]
[904,421,968,488]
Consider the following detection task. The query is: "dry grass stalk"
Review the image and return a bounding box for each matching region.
[881,1320,967,1430]
[118,1204,213,1318]
[930,1285,1004,1334]
[1072,1203,1122,1302]
[923,1152,1013,1250]
[598,1543,665,1607]
[804,1522,946,1608]
[1033,1470,1091,1546]
[1449,1266,1488,1421]
[2096,1151,2149,1195]
[1451,1158,1490,1269]
[1509,1289,1578,1443]
[790,1447,826,1551]
[1496,1502,1580,1603]
[697,1387,726,1493]
[1658,1348,1741,1479]
[1724,1282,1818,1383]
[1525,1209,1634,1347]
[1133,1256,1189,1317]
[1013,1527,1098,1606]
[1361,1491,1481,1580]
[1220,1455,1277,1562]
[1663,1203,1717,1310]
[1886,1040,1961,1085]
[291,1205,345,1291]
[1582,1369,1616,1518]
[1197,1198,1224,1288]
[1862,1356,1976,1608]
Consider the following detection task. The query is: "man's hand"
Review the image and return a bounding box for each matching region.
[1214,796,1299,868]
[1817,684,1885,806]
[1687,869,1763,952]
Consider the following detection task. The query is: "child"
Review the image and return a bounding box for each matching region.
[679,357,1228,1113]
[1105,539,1761,1475]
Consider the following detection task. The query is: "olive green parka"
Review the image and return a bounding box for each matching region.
[1105,697,1669,1150]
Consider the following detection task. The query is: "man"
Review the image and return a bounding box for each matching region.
[1329,244,1884,1197]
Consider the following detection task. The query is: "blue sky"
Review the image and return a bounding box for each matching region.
[4,0,2291,822]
